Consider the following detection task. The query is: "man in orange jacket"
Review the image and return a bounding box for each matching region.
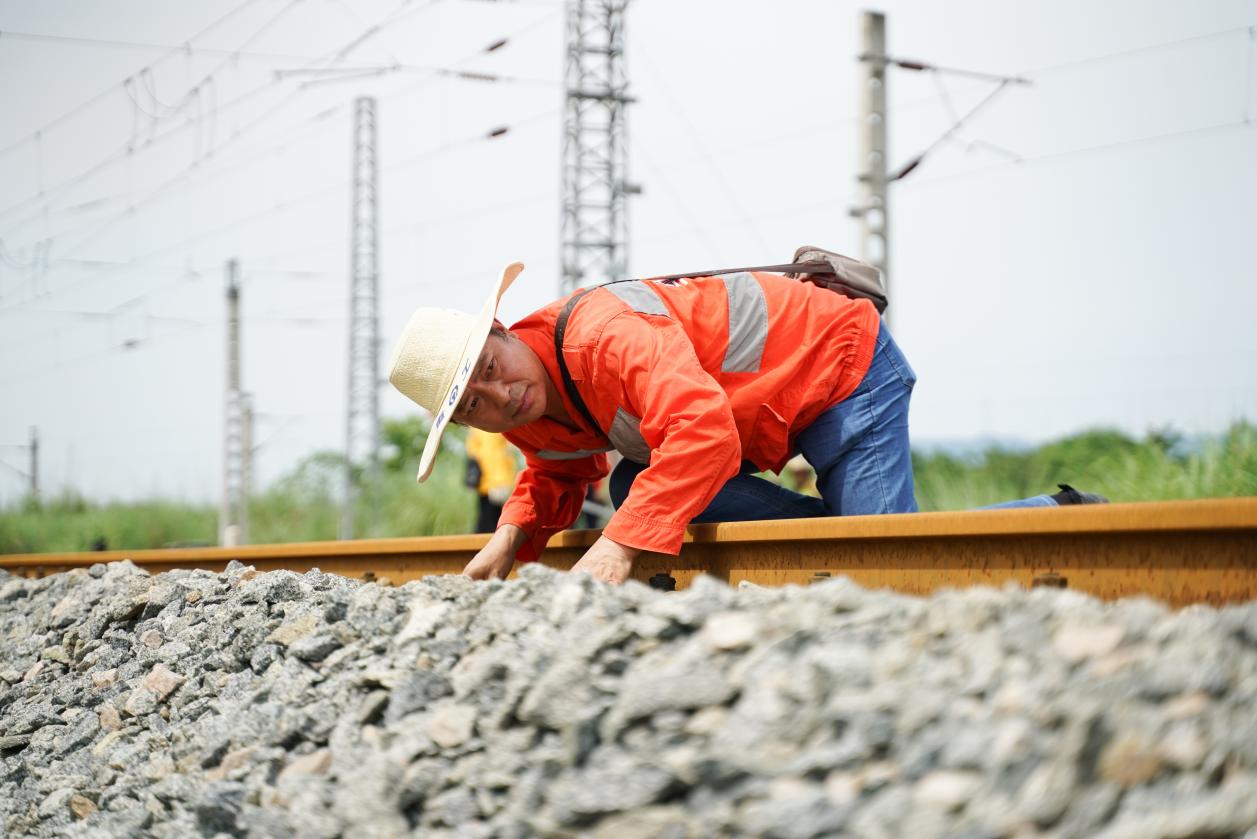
[388,262,1102,584]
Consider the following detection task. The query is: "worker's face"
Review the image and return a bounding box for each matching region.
[452,328,550,432]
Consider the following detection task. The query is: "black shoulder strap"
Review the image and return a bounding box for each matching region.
[636,261,826,282]
[553,288,605,436]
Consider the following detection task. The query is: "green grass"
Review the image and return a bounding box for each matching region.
[3,421,1254,553]
[912,422,1257,511]
[0,493,216,554]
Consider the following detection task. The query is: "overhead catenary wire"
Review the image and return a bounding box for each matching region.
[0,0,308,225]
[0,0,465,228]
[2,93,555,316]
[0,83,351,242]
[0,3,565,308]
[635,25,1255,182]
[56,257,338,280]
[3,106,552,311]
[0,304,346,359]
[14,111,1244,321]
[275,3,561,86]
[1017,24,1253,78]
[0,8,561,255]
[0,259,340,317]
[632,26,1255,196]
[889,81,1015,182]
[897,119,1254,190]
[328,0,407,67]
[859,52,1031,86]
[0,4,560,234]
[0,458,30,480]
[0,318,212,386]
[884,23,1257,183]
[589,24,1257,259]
[0,237,46,269]
[0,0,481,301]
[130,0,305,125]
[923,74,1022,164]
[249,186,554,268]
[0,0,267,161]
[636,50,772,257]
[0,27,424,65]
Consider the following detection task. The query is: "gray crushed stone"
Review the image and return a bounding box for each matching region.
[1,560,1256,838]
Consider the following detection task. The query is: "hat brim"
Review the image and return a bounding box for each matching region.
[415,262,524,483]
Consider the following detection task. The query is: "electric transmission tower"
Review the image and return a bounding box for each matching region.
[342,96,380,540]
[559,0,639,294]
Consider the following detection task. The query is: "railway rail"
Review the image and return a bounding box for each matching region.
[3,498,1255,609]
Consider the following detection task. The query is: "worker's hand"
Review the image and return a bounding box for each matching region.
[569,535,641,584]
[463,524,526,580]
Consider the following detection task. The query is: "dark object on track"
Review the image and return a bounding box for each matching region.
[648,572,677,592]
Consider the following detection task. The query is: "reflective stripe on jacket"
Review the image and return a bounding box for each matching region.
[501,272,880,559]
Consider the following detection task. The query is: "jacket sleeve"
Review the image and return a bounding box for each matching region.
[593,311,743,555]
[497,450,608,562]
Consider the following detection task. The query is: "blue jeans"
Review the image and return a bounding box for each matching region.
[609,321,1057,520]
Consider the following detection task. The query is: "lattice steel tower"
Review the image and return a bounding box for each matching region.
[560,0,638,294]
[342,96,380,540]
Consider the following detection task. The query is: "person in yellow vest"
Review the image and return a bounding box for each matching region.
[465,428,519,534]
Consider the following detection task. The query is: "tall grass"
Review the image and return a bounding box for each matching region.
[0,493,216,554]
[2,422,1254,553]
[913,422,1257,511]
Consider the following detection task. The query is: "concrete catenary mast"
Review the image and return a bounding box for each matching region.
[28,426,38,499]
[220,259,250,546]
[342,96,381,540]
[559,0,639,294]
[855,11,890,332]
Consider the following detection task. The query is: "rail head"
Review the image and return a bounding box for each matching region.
[2,497,1254,569]
[664,497,1257,546]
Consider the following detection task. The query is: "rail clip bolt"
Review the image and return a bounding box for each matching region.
[648,572,677,592]
[1032,572,1068,590]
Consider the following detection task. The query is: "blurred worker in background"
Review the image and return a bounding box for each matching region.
[388,261,1105,585]
[465,427,518,534]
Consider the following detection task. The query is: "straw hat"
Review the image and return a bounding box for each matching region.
[388,262,524,482]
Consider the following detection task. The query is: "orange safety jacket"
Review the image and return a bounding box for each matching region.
[501,271,881,561]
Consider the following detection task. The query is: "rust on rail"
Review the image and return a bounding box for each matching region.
[2,498,1255,608]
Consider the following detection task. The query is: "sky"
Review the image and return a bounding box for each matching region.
[0,0,1254,505]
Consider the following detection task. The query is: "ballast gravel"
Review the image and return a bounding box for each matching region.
[1,560,1256,838]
